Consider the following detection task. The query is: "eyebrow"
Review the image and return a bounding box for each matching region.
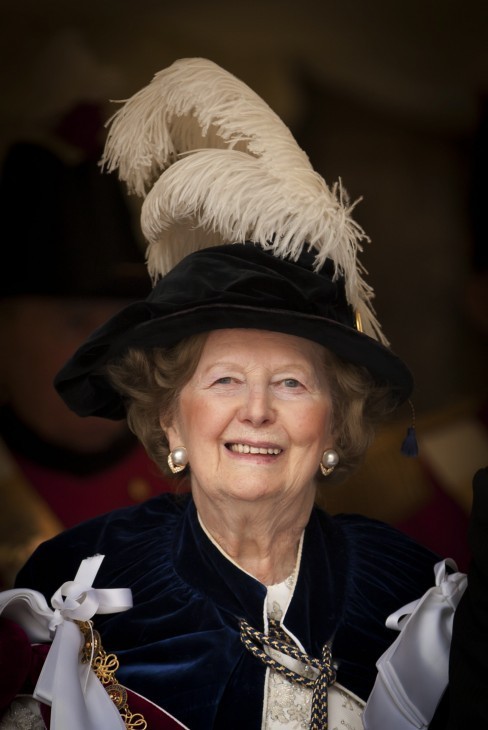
[200,360,321,380]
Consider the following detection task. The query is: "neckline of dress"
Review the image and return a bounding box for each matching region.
[197,510,304,588]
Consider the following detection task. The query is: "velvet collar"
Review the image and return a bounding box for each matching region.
[173,499,348,656]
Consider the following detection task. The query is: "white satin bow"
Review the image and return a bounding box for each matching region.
[0,554,133,730]
[362,559,467,729]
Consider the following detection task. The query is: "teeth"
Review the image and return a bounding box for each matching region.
[229,444,281,455]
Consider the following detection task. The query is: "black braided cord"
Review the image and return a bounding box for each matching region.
[240,618,336,729]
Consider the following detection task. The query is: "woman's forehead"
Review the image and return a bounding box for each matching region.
[196,328,328,370]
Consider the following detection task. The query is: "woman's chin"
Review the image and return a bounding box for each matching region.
[215,476,300,504]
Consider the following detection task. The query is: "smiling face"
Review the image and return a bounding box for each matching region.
[163,329,334,507]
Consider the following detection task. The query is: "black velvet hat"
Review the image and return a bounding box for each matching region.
[54,242,413,419]
[53,59,414,420]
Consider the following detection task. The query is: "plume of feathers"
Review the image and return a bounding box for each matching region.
[101,57,387,343]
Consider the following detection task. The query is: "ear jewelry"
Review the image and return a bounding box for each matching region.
[320,449,339,477]
[168,446,188,474]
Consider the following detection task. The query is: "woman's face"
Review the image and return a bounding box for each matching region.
[164,329,334,505]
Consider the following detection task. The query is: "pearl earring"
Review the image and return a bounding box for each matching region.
[320,449,339,477]
[168,446,188,474]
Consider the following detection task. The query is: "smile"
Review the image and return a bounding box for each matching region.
[227,443,282,455]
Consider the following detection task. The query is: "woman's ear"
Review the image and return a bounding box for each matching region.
[159,412,182,451]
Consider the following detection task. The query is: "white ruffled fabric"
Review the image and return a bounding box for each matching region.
[0,697,45,730]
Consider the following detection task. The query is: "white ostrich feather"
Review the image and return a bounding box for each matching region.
[101,57,386,343]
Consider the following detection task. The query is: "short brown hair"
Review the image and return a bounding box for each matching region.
[105,335,396,482]
[321,351,396,482]
[105,334,208,475]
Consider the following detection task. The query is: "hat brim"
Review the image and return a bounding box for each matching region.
[55,301,413,420]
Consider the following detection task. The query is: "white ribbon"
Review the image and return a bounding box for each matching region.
[0,554,133,730]
[362,558,467,729]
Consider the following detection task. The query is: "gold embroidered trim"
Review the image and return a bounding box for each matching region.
[77,620,147,730]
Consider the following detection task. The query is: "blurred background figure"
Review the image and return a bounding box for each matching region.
[0,106,175,588]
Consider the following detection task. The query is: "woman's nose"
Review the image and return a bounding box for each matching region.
[237,386,275,426]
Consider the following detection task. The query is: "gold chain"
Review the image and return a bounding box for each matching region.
[77,620,147,730]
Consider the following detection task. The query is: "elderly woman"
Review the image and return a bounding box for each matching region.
[1,59,464,730]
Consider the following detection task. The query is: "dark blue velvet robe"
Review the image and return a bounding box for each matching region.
[16,494,440,729]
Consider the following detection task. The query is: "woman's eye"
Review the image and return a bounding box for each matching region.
[282,378,301,388]
[214,376,233,384]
